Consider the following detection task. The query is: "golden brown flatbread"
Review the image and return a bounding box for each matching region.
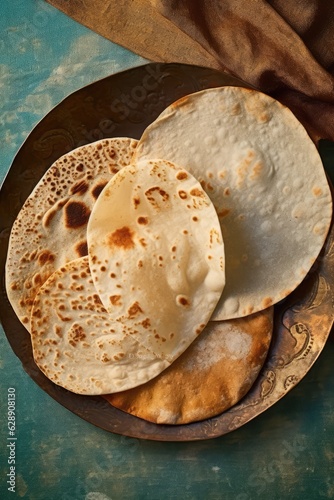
[105,308,273,424]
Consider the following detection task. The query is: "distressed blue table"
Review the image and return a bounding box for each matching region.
[1,1,333,499]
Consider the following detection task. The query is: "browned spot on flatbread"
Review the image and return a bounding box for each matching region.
[64,201,91,228]
[230,102,241,115]
[280,289,292,299]
[54,326,62,337]
[145,186,169,208]
[108,227,135,249]
[75,163,84,172]
[10,282,19,291]
[178,190,187,199]
[110,295,122,306]
[259,112,271,123]
[32,273,43,286]
[38,250,55,266]
[29,250,38,261]
[313,187,323,197]
[20,286,38,309]
[171,95,193,111]
[217,208,230,218]
[133,197,141,208]
[142,318,151,328]
[209,229,221,245]
[32,307,42,319]
[262,297,273,308]
[176,171,188,180]
[92,181,108,200]
[128,302,143,318]
[43,199,68,228]
[113,352,125,361]
[57,312,72,322]
[43,209,56,228]
[137,216,148,225]
[178,296,190,307]
[93,294,101,306]
[70,180,89,195]
[190,188,204,197]
[68,324,86,346]
[250,161,264,180]
[75,240,88,257]
[195,323,206,335]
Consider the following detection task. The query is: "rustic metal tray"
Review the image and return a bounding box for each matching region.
[1,63,333,441]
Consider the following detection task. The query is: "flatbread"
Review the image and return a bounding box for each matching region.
[6,137,137,328]
[134,87,332,320]
[105,307,273,424]
[87,158,225,363]
[30,257,169,395]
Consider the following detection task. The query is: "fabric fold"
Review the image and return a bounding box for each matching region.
[152,0,334,100]
[46,0,334,141]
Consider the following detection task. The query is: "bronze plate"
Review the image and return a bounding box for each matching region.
[0,63,333,441]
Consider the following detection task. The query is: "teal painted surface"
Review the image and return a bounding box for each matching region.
[1,1,334,499]
[0,0,147,182]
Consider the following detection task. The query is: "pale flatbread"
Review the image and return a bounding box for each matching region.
[6,138,137,328]
[30,257,169,395]
[105,307,273,424]
[87,159,225,363]
[134,87,332,320]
